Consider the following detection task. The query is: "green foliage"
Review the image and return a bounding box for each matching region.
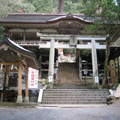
[0,0,84,15]
[0,0,20,19]
[81,49,91,56]
[63,49,76,57]
[0,26,5,40]
[83,0,120,35]
[23,0,53,13]
[64,0,83,13]
[23,0,84,13]
[22,3,36,13]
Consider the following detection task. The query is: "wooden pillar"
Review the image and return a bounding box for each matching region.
[16,60,23,103]
[3,66,7,87]
[117,57,120,82]
[23,30,26,42]
[48,38,55,89]
[24,67,29,102]
[91,40,99,86]
[79,54,82,81]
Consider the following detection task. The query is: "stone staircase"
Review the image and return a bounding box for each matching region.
[58,63,80,86]
[41,89,109,104]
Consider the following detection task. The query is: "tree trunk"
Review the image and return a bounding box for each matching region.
[102,30,120,86]
[102,40,110,86]
[58,0,64,13]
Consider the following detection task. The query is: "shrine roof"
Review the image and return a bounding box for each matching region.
[0,38,40,69]
[0,13,93,24]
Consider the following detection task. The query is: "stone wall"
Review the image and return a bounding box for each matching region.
[0,89,39,102]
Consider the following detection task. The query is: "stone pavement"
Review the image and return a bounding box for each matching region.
[0,100,120,120]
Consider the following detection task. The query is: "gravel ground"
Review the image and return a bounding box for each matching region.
[0,100,120,120]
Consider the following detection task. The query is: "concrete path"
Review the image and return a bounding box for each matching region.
[0,100,120,120]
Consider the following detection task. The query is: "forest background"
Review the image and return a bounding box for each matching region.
[0,0,84,19]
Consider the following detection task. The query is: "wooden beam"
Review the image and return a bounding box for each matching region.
[6,70,18,72]
[0,63,19,66]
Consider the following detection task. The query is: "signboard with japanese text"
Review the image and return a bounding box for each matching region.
[95,76,99,83]
[28,67,39,88]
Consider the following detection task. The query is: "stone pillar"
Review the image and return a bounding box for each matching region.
[16,60,23,103]
[48,38,55,89]
[91,40,99,86]
[24,67,29,103]
[109,60,116,83]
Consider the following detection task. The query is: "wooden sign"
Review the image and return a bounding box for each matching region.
[109,60,116,83]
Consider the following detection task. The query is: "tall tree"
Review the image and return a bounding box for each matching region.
[58,0,64,13]
[83,0,120,86]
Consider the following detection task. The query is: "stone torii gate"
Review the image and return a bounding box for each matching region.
[37,33,107,87]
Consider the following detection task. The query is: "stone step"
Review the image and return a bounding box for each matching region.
[43,92,109,94]
[42,98,106,101]
[43,90,109,93]
[43,94,109,97]
[41,101,106,104]
[58,63,79,86]
[44,89,108,91]
[43,91,109,93]
[44,89,107,92]
[41,89,109,104]
[43,96,107,98]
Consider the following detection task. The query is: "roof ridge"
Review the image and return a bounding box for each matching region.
[7,13,85,16]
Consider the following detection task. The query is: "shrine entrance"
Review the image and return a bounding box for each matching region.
[37,33,107,88]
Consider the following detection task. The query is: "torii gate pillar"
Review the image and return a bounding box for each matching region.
[91,40,99,87]
[48,38,55,89]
